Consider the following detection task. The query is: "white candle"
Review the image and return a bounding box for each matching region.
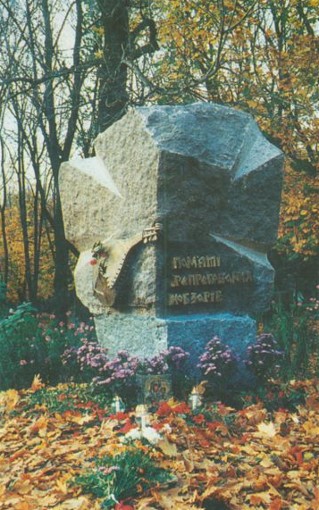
[189,389,201,410]
[113,395,124,413]
[136,404,149,430]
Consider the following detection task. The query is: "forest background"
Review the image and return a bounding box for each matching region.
[0,0,318,316]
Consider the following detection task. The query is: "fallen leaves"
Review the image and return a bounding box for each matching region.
[0,379,319,508]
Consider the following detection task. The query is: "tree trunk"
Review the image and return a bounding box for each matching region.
[0,138,9,284]
[53,195,70,318]
[97,0,129,132]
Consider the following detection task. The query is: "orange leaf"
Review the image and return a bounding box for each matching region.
[30,415,48,436]
[172,402,191,414]
[30,374,45,392]
[14,503,34,510]
[156,402,173,417]
[269,498,283,510]
[9,449,28,462]
[192,381,208,395]
[62,410,93,425]
[248,492,271,505]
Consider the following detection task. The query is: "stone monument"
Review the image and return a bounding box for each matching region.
[59,103,283,368]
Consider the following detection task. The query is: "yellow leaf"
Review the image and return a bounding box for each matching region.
[192,381,208,395]
[302,420,319,435]
[303,452,314,460]
[157,436,178,457]
[13,478,33,495]
[3,497,23,506]
[55,477,69,495]
[256,421,277,437]
[247,100,259,108]
[3,389,20,410]
[259,455,274,468]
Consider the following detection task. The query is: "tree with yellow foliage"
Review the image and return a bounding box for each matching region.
[152,0,319,286]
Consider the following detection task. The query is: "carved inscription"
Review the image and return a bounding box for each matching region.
[171,256,221,270]
[168,290,223,306]
[171,271,253,288]
[168,254,253,307]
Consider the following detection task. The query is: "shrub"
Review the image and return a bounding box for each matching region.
[62,343,191,403]
[0,303,45,389]
[0,303,96,390]
[36,314,96,384]
[75,448,173,507]
[92,350,140,403]
[245,333,283,382]
[197,337,237,393]
[63,344,140,393]
[266,287,319,378]
[62,338,109,382]
[64,345,141,404]
[142,346,189,374]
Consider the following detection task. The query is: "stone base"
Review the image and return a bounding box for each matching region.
[166,313,256,365]
[94,313,256,376]
[94,314,169,359]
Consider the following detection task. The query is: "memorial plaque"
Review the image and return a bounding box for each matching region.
[166,244,254,313]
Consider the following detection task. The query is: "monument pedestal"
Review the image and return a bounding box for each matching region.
[94,312,256,366]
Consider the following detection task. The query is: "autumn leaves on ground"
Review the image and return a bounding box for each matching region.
[1,376,319,510]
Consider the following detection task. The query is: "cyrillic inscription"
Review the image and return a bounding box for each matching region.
[170,271,253,288]
[171,256,221,270]
[168,290,223,306]
[168,254,253,307]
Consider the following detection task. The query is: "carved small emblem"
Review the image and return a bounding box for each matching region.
[91,222,163,306]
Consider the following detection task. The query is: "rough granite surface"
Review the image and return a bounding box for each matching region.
[60,103,283,253]
[59,103,283,366]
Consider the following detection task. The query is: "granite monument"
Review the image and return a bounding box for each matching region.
[59,103,283,367]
